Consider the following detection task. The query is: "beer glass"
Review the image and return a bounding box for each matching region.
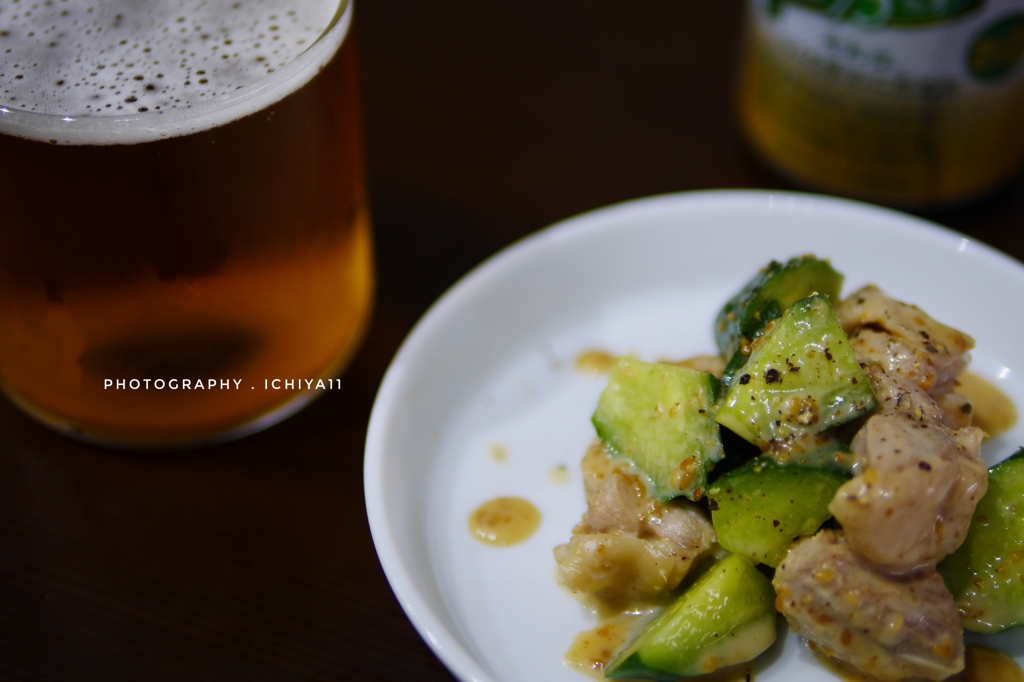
[0,0,373,447]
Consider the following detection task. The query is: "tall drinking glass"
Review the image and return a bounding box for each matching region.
[0,0,373,447]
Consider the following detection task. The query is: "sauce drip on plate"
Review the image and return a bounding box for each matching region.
[576,349,615,375]
[952,645,1024,682]
[468,497,541,547]
[564,612,648,678]
[958,372,1018,437]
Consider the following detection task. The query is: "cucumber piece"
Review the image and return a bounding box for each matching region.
[715,256,843,387]
[606,553,777,680]
[939,448,1024,633]
[715,295,877,451]
[593,358,724,501]
[708,456,849,567]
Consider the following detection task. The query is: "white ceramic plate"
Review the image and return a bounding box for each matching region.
[365,189,1024,682]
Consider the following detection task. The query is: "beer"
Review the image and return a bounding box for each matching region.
[0,0,373,447]
[736,0,1024,208]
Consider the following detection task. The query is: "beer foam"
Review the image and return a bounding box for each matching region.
[0,0,349,144]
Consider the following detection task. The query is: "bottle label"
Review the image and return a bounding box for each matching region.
[738,0,1024,205]
[758,0,1024,89]
[768,0,984,26]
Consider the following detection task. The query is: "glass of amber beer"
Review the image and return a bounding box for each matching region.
[0,0,373,447]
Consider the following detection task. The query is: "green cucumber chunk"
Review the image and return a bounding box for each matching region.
[715,256,843,387]
[939,448,1024,633]
[715,294,877,451]
[708,456,849,567]
[781,432,855,470]
[592,358,724,501]
[606,553,777,680]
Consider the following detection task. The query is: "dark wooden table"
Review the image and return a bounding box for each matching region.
[2,2,1022,680]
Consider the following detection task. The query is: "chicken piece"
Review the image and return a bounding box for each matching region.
[554,443,716,602]
[774,529,964,681]
[554,531,704,603]
[836,285,973,399]
[577,441,647,534]
[860,361,974,431]
[936,390,975,431]
[829,409,987,573]
[860,361,943,424]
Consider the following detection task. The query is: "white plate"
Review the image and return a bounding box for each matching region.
[364,189,1024,682]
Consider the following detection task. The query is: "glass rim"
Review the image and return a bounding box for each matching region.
[0,0,352,145]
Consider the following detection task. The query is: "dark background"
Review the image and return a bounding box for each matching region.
[2,2,1022,680]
